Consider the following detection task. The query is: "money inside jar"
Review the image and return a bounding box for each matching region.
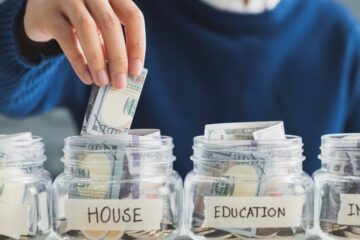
[314,134,360,239]
[53,133,183,240]
[185,121,314,239]
[0,133,51,240]
[60,69,183,239]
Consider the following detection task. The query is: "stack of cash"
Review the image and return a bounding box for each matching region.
[0,132,50,239]
[191,121,308,239]
[318,134,360,239]
[81,69,148,136]
[61,70,179,239]
[76,69,149,202]
[59,133,179,240]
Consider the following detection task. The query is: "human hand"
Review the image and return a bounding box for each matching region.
[24,0,146,88]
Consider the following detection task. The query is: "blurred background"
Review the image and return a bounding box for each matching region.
[0,0,359,178]
[343,0,360,18]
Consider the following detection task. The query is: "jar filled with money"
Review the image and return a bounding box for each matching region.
[52,132,183,240]
[184,133,314,239]
[314,133,360,239]
[0,133,52,240]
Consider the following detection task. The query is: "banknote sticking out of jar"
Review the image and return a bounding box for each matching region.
[314,133,360,239]
[0,132,52,240]
[52,129,183,240]
[184,122,314,239]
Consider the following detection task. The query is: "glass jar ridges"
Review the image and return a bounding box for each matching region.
[0,132,51,240]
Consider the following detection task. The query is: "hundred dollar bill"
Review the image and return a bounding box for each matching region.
[320,134,360,231]
[68,137,126,200]
[81,85,100,135]
[68,134,166,240]
[201,121,286,180]
[121,129,161,199]
[192,122,288,238]
[204,121,285,140]
[118,130,176,236]
[0,133,35,206]
[81,69,148,135]
[62,139,125,239]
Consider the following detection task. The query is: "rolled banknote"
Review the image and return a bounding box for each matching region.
[0,132,35,204]
[68,138,125,200]
[81,69,148,136]
[67,136,125,240]
[192,122,287,238]
[204,121,285,140]
[203,121,286,194]
[319,134,360,235]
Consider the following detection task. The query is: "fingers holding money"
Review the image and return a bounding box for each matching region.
[110,0,146,77]
[49,14,93,85]
[86,0,128,89]
[57,0,145,88]
[60,0,109,86]
[24,0,145,88]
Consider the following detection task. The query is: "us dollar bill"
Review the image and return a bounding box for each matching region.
[69,137,125,200]
[81,69,148,135]
[204,121,285,140]
[202,121,286,182]
[320,134,360,237]
[0,132,35,203]
[192,122,290,238]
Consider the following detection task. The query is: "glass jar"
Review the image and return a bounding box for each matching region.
[314,133,360,239]
[0,133,52,240]
[184,135,314,239]
[52,133,183,240]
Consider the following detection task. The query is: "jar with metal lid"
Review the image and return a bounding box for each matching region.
[314,133,360,239]
[52,132,183,240]
[184,135,314,239]
[0,133,52,240]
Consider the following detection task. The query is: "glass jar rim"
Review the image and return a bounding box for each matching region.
[321,133,360,148]
[0,136,46,165]
[62,134,175,165]
[191,135,304,163]
[319,133,360,163]
[63,135,174,152]
[193,134,303,149]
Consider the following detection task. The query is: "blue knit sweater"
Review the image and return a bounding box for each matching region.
[0,0,360,178]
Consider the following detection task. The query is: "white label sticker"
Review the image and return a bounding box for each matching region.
[338,194,360,225]
[0,202,30,239]
[202,196,303,228]
[65,199,163,231]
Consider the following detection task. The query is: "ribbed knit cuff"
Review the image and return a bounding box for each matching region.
[15,0,62,63]
[0,0,61,69]
[0,0,65,115]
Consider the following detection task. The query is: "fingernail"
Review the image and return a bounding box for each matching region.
[97,70,109,86]
[83,69,93,85]
[114,73,127,89]
[130,59,143,76]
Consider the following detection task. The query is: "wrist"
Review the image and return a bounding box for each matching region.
[15,1,62,63]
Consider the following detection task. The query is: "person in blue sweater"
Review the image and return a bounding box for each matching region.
[0,0,359,178]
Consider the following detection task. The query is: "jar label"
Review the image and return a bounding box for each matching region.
[202,196,303,228]
[65,199,163,231]
[0,202,30,238]
[338,194,360,225]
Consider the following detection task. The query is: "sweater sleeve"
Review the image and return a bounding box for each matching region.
[0,0,86,118]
